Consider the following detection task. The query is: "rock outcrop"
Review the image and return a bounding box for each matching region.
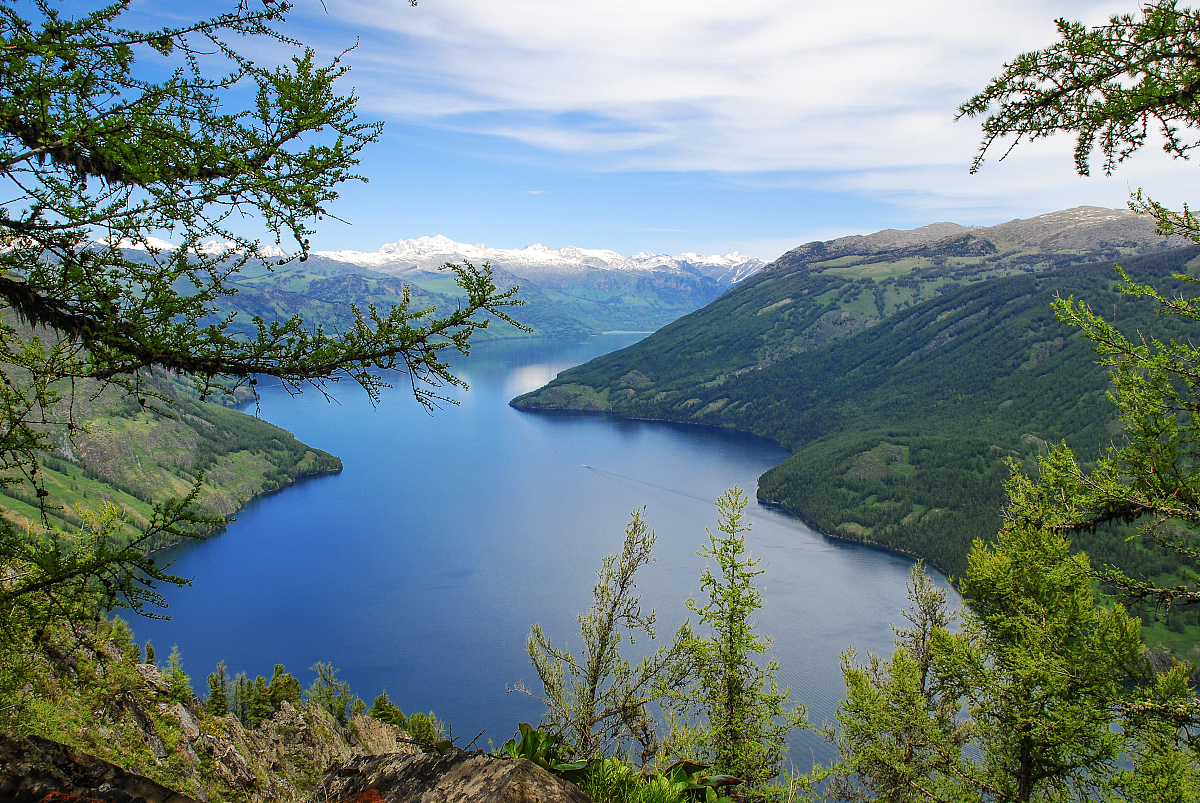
[0,733,196,803]
[314,750,593,803]
[15,622,420,803]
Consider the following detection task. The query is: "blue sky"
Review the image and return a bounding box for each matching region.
[133,0,1195,260]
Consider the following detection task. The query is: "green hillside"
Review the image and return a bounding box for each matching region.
[0,373,341,550]
[508,210,1182,399]
[208,255,726,341]
[513,246,1200,646]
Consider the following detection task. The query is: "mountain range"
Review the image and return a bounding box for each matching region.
[137,236,767,339]
[510,206,1200,650]
[313,235,766,287]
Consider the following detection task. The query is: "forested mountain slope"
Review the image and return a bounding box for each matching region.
[125,239,751,341]
[513,240,1200,627]
[0,372,340,547]
[236,256,725,339]
[512,207,1183,397]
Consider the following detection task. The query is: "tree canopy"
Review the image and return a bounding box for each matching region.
[959,0,1200,239]
[955,0,1200,761]
[0,0,523,704]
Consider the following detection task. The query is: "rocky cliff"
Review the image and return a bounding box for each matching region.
[8,621,417,803]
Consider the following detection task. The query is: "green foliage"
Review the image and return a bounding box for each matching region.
[0,497,219,711]
[518,506,689,762]
[947,497,1148,801]
[367,691,408,728]
[306,661,354,726]
[405,711,446,746]
[656,759,739,803]
[164,645,191,704]
[958,0,1200,242]
[575,758,687,803]
[0,0,523,711]
[144,641,156,666]
[206,661,229,718]
[249,675,272,726]
[207,660,304,727]
[833,509,1198,802]
[267,664,303,710]
[503,722,588,780]
[830,565,965,803]
[106,616,140,663]
[661,488,805,799]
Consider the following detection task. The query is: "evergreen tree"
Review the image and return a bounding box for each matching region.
[249,675,272,726]
[165,645,191,703]
[662,487,806,799]
[831,565,965,803]
[266,664,302,710]
[306,662,354,726]
[231,672,252,726]
[368,691,408,729]
[143,640,155,666]
[947,493,1147,802]
[833,476,1198,802]
[405,711,445,744]
[206,661,230,718]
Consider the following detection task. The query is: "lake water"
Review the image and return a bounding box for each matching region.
[134,334,955,768]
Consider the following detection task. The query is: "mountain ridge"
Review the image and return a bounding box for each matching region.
[312,235,766,287]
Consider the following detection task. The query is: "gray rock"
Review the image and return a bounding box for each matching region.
[136,662,171,694]
[313,749,593,803]
[0,733,195,803]
[349,713,422,757]
[118,691,168,759]
[171,701,202,741]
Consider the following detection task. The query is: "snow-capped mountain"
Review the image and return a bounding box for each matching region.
[110,237,289,258]
[314,235,765,287]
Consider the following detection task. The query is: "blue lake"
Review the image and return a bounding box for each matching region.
[134,334,955,767]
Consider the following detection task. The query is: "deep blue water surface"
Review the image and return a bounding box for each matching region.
[134,334,954,766]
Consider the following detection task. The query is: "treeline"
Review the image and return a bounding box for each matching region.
[140,636,447,742]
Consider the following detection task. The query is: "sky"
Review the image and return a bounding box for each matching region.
[130,0,1199,260]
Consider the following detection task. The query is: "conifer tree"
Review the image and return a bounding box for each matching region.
[833,476,1198,801]
[306,661,354,725]
[662,488,805,799]
[231,672,252,725]
[368,691,408,728]
[405,711,444,744]
[249,675,272,726]
[831,565,965,803]
[165,645,191,703]
[266,664,302,710]
[206,661,230,718]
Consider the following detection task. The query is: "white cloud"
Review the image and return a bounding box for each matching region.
[287,0,1188,213]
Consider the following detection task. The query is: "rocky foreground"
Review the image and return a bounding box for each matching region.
[1,734,588,803]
